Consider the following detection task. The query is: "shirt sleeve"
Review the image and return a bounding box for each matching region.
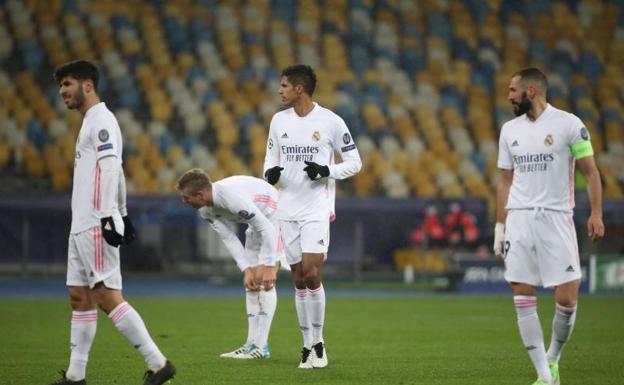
[497,124,513,170]
[92,124,119,161]
[328,115,362,180]
[117,169,128,217]
[567,114,594,160]
[207,217,250,272]
[262,116,281,178]
[217,190,277,267]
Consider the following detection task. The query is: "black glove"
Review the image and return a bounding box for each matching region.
[303,161,329,180]
[101,217,123,247]
[265,166,284,185]
[122,215,136,245]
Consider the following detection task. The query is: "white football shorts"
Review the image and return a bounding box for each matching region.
[244,217,288,268]
[66,226,122,289]
[503,208,581,288]
[279,219,330,265]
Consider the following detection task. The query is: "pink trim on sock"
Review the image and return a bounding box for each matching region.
[109,302,132,323]
[308,285,323,294]
[72,311,98,322]
[514,296,537,308]
[295,288,307,298]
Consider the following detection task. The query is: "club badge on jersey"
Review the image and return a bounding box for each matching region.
[312,131,320,141]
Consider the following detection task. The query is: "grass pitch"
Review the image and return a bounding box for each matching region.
[2,294,623,384]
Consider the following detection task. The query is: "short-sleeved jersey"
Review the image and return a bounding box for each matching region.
[263,103,361,221]
[198,176,279,267]
[497,104,593,212]
[71,103,122,234]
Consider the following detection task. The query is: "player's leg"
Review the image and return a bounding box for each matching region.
[302,253,328,368]
[544,279,579,385]
[300,219,330,368]
[87,235,174,384]
[48,232,98,384]
[254,265,277,358]
[281,220,314,367]
[506,211,551,384]
[537,211,582,385]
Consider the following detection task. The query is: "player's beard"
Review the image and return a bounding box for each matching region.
[512,91,532,116]
[66,85,86,110]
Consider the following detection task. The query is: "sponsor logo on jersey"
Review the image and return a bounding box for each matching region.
[312,131,320,141]
[511,140,519,147]
[281,145,319,162]
[98,129,109,142]
[317,239,324,245]
[341,144,356,152]
[580,127,589,140]
[281,132,289,139]
[343,133,351,144]
[268,138,273,149]
[565,265,575,272]
[238,210,256,220]
[97,143,113,152]
[544,134,554,146]
[512,152,554,173]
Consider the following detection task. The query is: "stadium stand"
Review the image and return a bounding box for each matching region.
[0,0,623,219]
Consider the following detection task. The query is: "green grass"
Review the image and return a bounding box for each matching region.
[2,295,623,384]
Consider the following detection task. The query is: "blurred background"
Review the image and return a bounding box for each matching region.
[0,0,623,293]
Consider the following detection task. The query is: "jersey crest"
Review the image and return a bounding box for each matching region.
[544,134,553,147]
[312,131,320,141]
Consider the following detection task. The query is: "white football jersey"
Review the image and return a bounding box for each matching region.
[71,103,123,234]
[497,104,593,212]
[263,103,361,221]
[198,176,279,268]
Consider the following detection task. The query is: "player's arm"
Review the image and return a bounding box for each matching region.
[93,125,125,247]
[303,118,362,180]
[117,169,136,244]
[263,118,283,185]
[209,218,250,272]
[569,120,604,242]
[494,126,513,259]
[221,193,278,288]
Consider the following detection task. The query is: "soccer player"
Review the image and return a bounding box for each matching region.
[176,169,282,360]
[494,68,605,385]
[47,60,175,385]
[263,64,362,368]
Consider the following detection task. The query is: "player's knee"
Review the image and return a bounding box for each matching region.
[303,272,320,288]
[69,290,92,310]
[556,297,577,308]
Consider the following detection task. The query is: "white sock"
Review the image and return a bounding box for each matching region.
[546,303,577,364]
[245,290,260,346]
[108,302,166,370]
[256,287,277,349]
[308,284,325,345]
[295,288,313,348]
[514,296,551,383]
[66,310,97,381]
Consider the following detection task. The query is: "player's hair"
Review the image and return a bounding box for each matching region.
[513,67,548,92]
[176,168,212,194]
[53,60,99,90]
[281,64,317,96]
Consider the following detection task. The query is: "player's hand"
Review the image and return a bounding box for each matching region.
[493,222,505,260]
[101,217,123,247]
[260,265,277,290]
[122,215,136,245]
[243,268,257,290]
[303,161,329,180]
[264,166,284,185]
[587,214,605,242]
